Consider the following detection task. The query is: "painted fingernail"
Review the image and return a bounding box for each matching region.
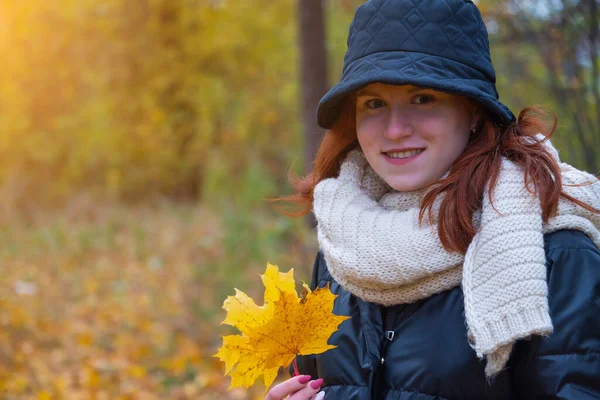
[315,392,325,400]
[298,375,311,384]
[310,378,324,389]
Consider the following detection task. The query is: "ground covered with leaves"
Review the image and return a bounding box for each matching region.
[0,200,316,399]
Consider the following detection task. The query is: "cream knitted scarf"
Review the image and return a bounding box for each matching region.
[312,137,600,377]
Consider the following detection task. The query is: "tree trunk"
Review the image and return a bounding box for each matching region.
[298,0,329,228]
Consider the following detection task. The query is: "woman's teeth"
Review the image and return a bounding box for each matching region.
[386,149,424,159]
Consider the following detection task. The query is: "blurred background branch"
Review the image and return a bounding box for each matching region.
[479,0,600,171]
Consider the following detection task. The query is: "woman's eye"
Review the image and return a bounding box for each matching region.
[365,99,386,109]
[413,95,434,104]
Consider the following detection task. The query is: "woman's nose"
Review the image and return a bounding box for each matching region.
[384,107,414,140]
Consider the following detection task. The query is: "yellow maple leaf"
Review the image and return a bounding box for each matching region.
[214,263,350,390]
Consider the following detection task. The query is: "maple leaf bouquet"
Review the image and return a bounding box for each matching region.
[214,263,350,390]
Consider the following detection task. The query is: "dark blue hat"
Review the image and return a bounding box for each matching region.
[317,0,516,129]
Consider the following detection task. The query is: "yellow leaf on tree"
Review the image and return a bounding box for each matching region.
[214,263,350,390]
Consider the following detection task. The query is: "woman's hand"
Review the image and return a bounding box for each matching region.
[265,375,324,400]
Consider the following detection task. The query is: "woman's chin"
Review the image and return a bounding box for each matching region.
[386,179,426,192]
[384,173,442,192]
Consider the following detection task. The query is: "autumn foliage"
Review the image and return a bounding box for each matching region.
[0,204,316,399]
[1,0,599,399]
[215,264,350,390]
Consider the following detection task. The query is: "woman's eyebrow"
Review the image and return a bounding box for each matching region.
[406,85,429,93]
[356,89,380,97]
[356,86,430,97]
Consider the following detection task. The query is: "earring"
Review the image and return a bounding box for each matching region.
[470,122,478,134]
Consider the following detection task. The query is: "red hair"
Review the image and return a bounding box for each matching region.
[272,99,599,254]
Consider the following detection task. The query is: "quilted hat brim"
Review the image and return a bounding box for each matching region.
[317,51,515,129]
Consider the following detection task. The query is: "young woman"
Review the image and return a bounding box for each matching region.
[267,1,600,399]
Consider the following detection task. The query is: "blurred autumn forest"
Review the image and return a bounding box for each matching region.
[0,0,598,399]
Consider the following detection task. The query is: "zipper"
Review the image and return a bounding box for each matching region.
[380,308,395,364]
[373,306,396,399]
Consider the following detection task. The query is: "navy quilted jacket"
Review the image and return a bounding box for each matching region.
[295,230,600,399]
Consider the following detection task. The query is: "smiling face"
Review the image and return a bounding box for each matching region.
[355,83,478,192]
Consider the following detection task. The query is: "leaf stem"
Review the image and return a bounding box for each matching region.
[292,358,299,376]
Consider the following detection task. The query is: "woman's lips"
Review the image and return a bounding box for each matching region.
[383,150,425,165]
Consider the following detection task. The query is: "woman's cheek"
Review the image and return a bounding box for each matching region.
[357,117,382,144]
